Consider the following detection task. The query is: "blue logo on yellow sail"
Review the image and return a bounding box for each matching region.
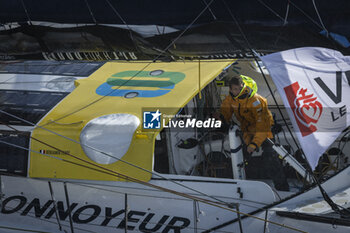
[96,70,185,97]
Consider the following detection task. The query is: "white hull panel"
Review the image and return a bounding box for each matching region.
[0,175,275,232]
[1,166,350,232]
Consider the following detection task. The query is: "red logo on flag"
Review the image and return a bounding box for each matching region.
[284,82,323,137]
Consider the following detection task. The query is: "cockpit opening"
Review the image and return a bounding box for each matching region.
[153,61,350,193]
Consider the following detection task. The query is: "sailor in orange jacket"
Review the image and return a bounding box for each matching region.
[217,75,289,191]
[220,77,274,154]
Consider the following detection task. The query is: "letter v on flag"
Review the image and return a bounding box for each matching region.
[261,47,350,170]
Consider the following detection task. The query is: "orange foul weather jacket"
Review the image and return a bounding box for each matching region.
[220,86,274,149]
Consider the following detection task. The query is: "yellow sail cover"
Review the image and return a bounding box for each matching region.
[30,60,234,181]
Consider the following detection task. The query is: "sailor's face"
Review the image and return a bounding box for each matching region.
[230,84,243,97]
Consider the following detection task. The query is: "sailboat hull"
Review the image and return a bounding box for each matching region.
[0,175,275,232]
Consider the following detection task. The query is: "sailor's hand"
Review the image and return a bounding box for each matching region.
[247,145,256,154]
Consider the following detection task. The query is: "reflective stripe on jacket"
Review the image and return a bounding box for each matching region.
[220,86,274,148]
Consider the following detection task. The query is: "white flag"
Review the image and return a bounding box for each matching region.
[261,47,350,170]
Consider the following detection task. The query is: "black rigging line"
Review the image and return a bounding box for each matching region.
[288,0,322,30]
[272,0,291,49]
[221,0,349,223]
[256,0,340,50]
[256,0,285,22]
[105,0,136,44]
[84,0,97,25]
[20,0,32,25]
[105,0,129,27]
[306,0,341,56]
[202,0,217,20]
[311,0,329,37]
[283,0,290,26]
[338,128,350,156]
[104,0,151,60]
[69,181,267,209]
